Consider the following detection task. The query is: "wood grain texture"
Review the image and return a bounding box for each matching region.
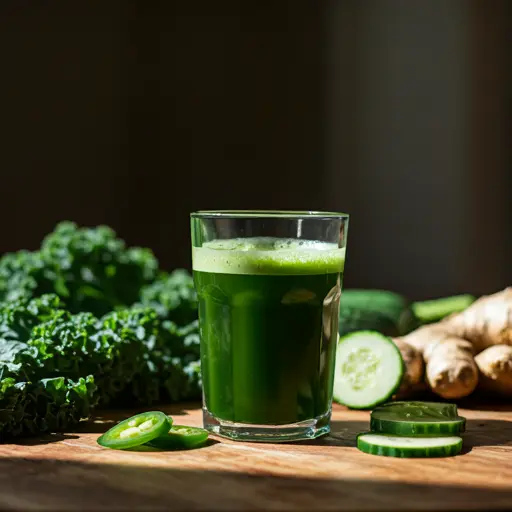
[0,403,511,511]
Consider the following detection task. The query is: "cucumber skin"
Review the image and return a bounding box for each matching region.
[334,331,405,410]
[370,417,466,436]
[335,386,400,410]
[339,290,418,337]
[412,294,476,325]
[374,400,459,417]
[357,434,463,458]
[339,309,399,337]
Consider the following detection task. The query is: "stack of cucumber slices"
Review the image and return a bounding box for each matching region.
[357,401,466,458]
[97,411,209,451]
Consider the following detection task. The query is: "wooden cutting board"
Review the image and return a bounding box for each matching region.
[0,403,511,511]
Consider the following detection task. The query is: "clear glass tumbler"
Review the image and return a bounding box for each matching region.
[190,211,349,442]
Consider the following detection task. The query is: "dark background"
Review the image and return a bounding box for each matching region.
[0,1,510,300]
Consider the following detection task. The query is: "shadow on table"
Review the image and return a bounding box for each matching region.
[463,419,512,452]
[291,420,367,447]
[458,393,512,412]
[126,438,220,452]
[9,433,80,446]
[77,402,201,434]
[7,403,203,445]
[0,456,510,510]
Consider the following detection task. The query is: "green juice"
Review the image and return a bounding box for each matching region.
[193,238,345,426]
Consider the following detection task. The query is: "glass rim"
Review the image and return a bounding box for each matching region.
[190,210,349,220]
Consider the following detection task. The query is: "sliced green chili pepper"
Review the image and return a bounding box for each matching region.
[146,424,209,450]
[97,411,172,450]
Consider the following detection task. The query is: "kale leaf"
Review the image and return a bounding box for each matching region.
[0,372,96,440]
[0,222,159,317]
[0,250,51,304]
[106,310,201,407]
[127,269,201,405]
[139,269,198,325]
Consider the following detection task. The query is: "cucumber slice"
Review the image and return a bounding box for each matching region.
[357,433,463,458]
[333,331,404,409]
[370,401,466,436]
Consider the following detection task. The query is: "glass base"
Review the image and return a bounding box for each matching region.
[202,407,331,443]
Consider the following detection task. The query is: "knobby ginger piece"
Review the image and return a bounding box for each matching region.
[442,288,512,354]
[475,344,512,396]
[423,336,479,399]
[400,326,479,399]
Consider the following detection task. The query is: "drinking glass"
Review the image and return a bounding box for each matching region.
[190,211,349,442]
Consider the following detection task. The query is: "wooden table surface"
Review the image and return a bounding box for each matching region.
[0,403,511,511]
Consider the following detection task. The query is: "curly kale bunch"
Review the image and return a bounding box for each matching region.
[129,270,201,404]
[0,222,158,317]
[0,295,138,437]
[0,222,203,438]
[0,295,161,405]
[139,269,198,325]
[30,306,152,405]
[0,293,201,437]
[0,250,51,304]
[0,295,98,438]
[0,373,96,440]
[105,309,201,407]
[39,222,158,316]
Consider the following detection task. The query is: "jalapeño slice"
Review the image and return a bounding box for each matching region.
[147,424,209,450]
[97,411,172,450]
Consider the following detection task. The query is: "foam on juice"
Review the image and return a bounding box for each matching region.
[192,237,345,275]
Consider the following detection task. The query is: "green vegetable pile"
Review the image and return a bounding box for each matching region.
[0,222,201,440]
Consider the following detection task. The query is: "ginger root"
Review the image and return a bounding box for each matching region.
[392,339,425,398]
[395,287,512,400]
[442,287,512,353]
[400,326,478,399]
[423,336,478,399]
[475,345,512,395]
